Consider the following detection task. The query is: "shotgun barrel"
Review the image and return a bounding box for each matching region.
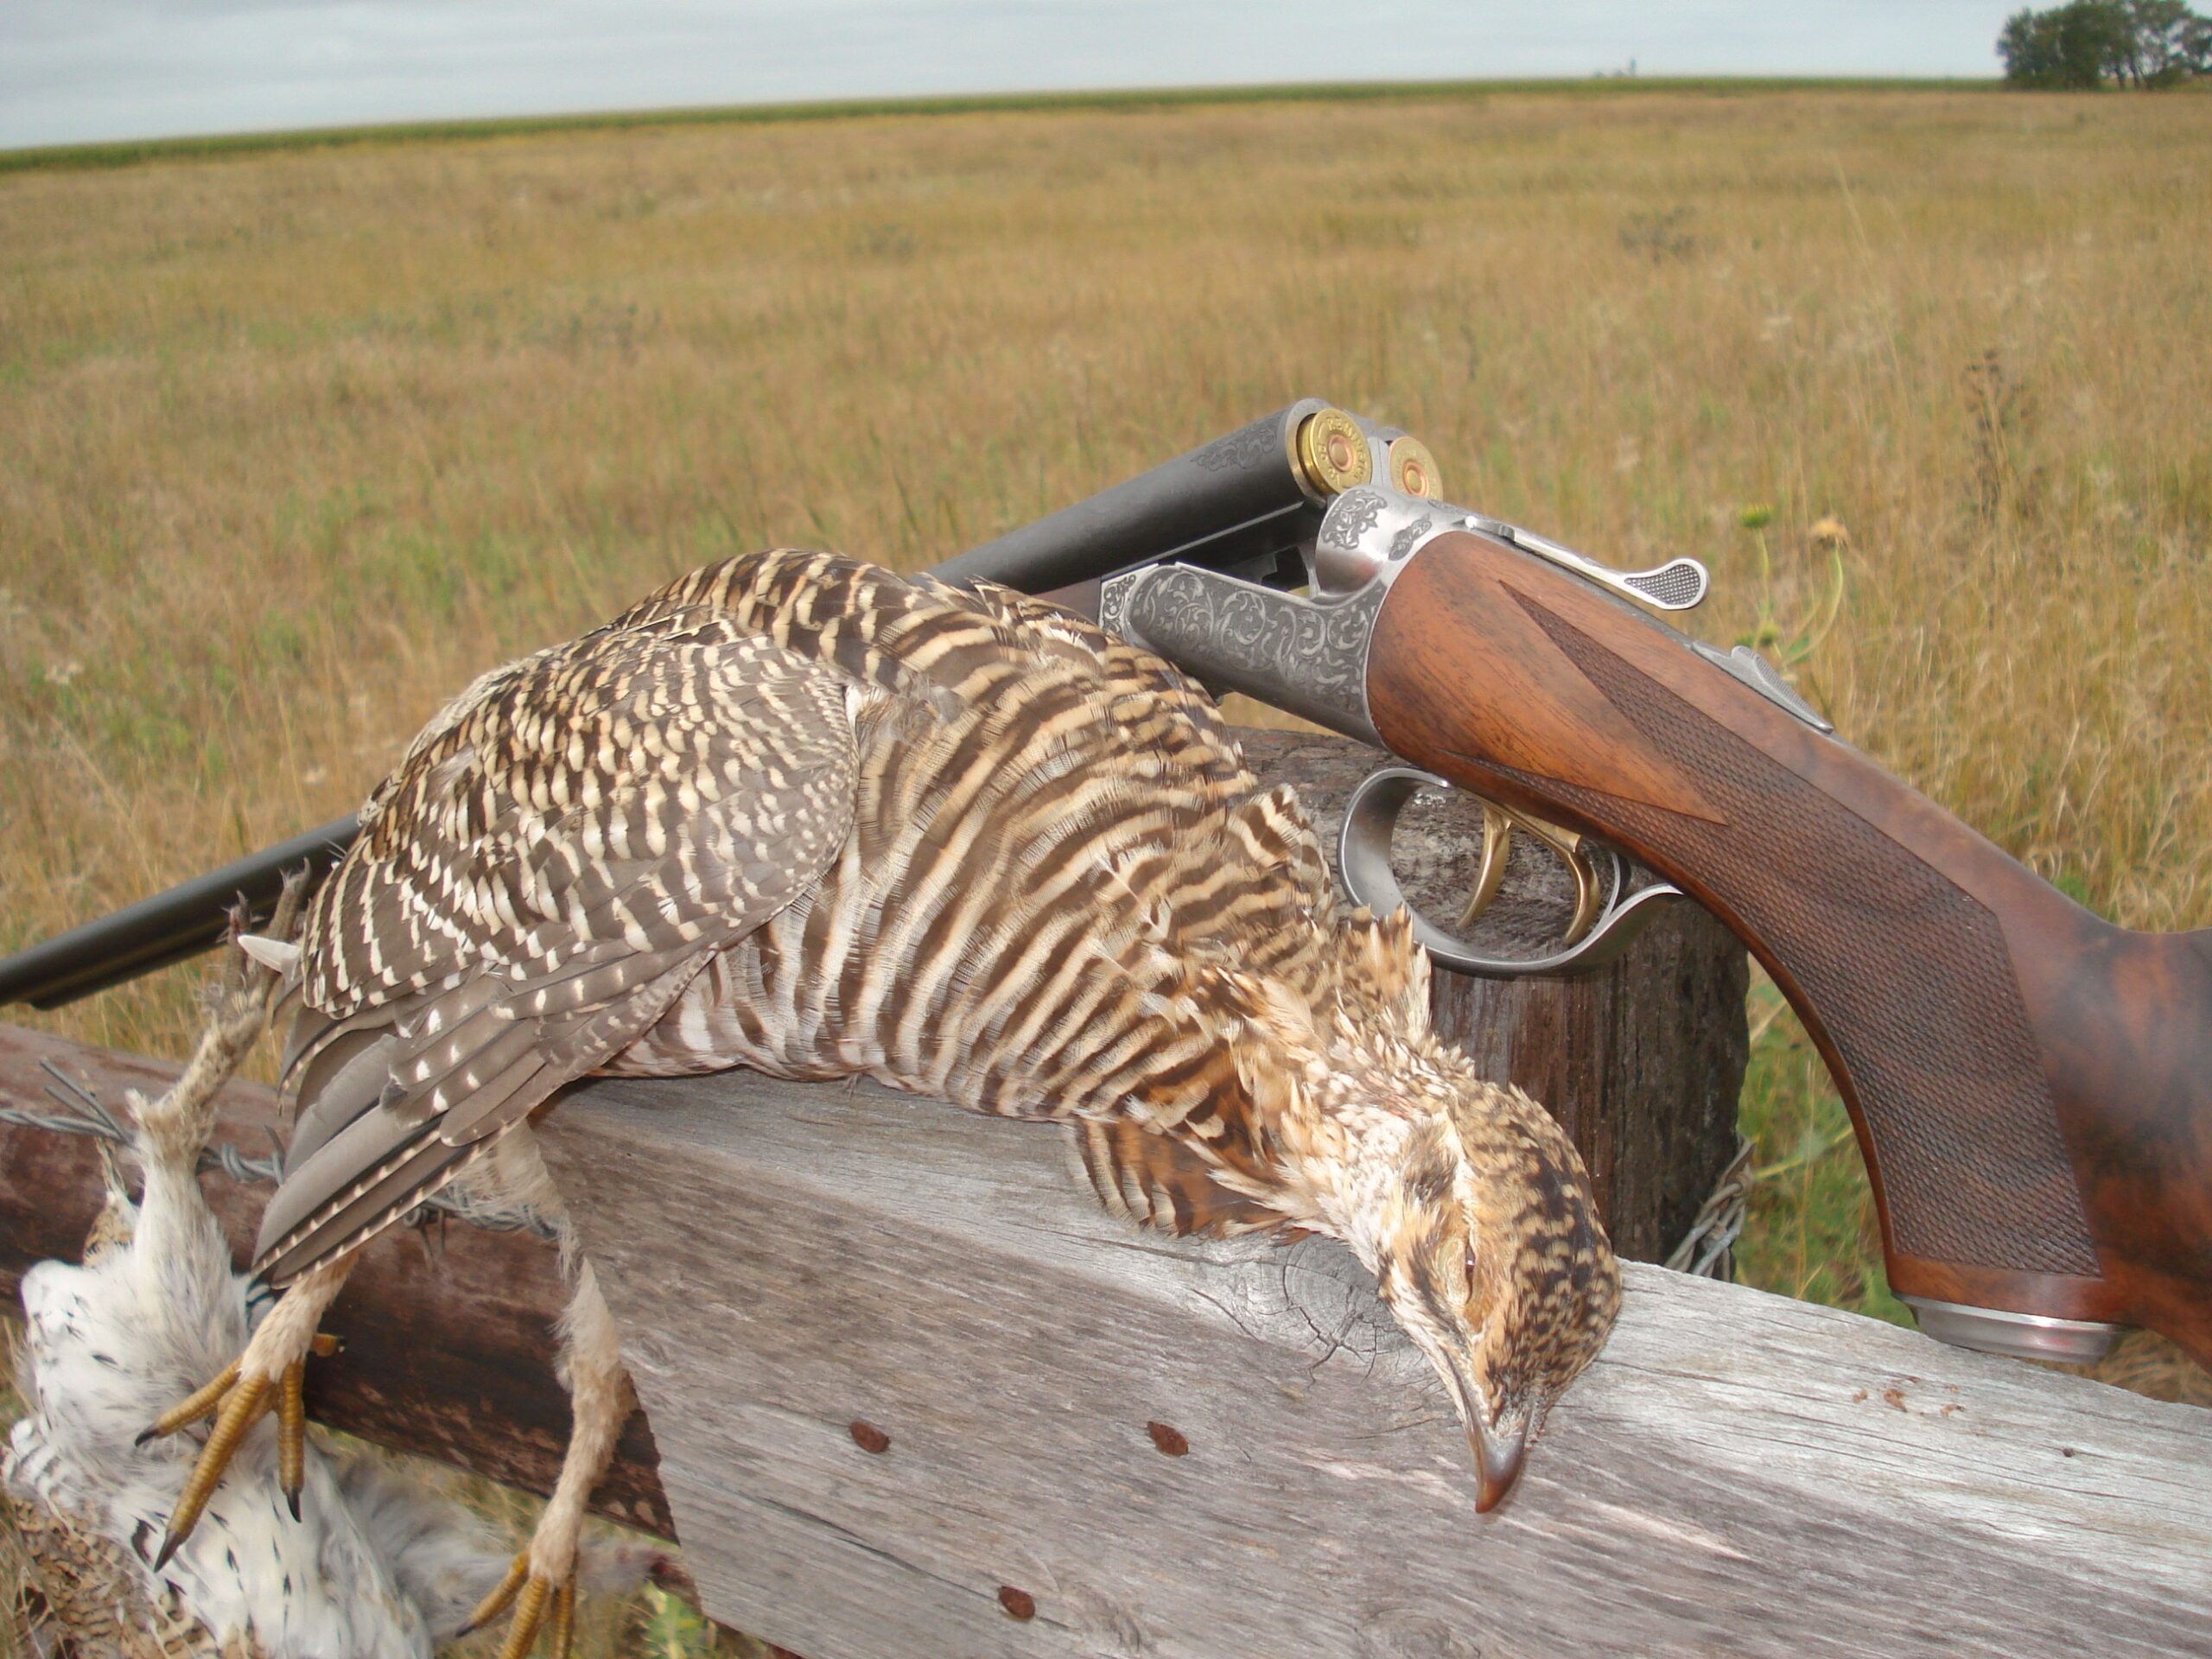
[0,816,358,1009]
[933,397,1336,594]
[0,399,1362,1009]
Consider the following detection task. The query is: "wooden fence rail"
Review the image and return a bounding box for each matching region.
[7,1024,2207,1656]
[542,1068,2212,1659]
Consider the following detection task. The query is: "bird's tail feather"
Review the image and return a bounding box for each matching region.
[253,1119,507,1287]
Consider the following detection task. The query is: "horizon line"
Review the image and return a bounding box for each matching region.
[0,73,2005,175]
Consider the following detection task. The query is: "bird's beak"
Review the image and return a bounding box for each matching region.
[1447,1367,1530,1514]
[1471,1413,1530,1513]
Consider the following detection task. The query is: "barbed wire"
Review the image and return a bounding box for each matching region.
[5,1058,557,1244]
[1664,1135,1754,1281]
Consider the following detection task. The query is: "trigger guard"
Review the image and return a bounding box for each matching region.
[1338,766,1683,979]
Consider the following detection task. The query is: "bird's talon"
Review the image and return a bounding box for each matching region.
[277,1358,307,1521]
[154,1370,274,1564]
[494,1573,555,1659]
[310,1331,342,1358]
[141,1312,336,1562]
[462,1554,529,1635]
[463,1558,575,1658]
[140,1357,241,1445]
[550,1576,577,1659]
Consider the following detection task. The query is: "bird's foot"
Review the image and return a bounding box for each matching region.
[465,1548,578,1659]
[138,1331,340,1560]
[138,1257,350,1564]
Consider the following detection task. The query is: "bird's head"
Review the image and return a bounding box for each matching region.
[1360,1083,1620,1512]
[1221,922,1620,1516]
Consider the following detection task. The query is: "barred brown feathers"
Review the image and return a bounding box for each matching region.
[251,547,1618,1510]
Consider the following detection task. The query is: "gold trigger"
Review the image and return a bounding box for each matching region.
[1457,802,1516,929]
[1454,799,1605,947]
[1517,815,1604,946]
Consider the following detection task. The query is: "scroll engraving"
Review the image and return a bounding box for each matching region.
[1190,414,1283,475]
[1321,486,1389,551]
[1389,514,1435,562]
[1111,565,1384,745]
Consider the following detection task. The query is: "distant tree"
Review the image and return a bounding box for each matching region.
[1998,1,2133,86]
[2119,0,2212,80]
[1999,0,2209,85]
[1996,8,2064,84]
[1998,10,2045,82]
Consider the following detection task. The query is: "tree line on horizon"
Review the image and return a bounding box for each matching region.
[1999,0,2212,86]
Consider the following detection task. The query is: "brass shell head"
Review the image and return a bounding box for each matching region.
[1387,436,1443,501]
[1294,408,1374,497]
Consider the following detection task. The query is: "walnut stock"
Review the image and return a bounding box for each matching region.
[1365,528,2212,1366]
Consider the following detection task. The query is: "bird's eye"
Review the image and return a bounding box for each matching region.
[1463,1248,1480,1296]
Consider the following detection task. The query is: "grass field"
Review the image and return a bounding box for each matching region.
[2,81,2208,1651]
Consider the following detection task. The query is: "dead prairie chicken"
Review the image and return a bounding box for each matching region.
[3,910,521,1659]
[149,549,1620,1655]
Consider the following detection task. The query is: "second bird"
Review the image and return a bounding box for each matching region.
[148,548,1621,1656]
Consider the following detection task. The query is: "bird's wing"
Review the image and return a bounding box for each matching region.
[253,607,859,1282]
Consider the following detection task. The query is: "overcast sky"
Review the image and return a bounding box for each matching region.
[3,2,2020,152]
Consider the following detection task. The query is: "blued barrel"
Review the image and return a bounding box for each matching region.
[0,400,1363,1007]
[0,815,358,1008]
[932,399,1336,594]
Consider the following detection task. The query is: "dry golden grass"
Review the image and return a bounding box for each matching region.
[1,84,2208,1649]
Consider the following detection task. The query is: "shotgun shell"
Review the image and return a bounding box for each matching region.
[1294,407,1373,496]
[1387,435,1443,500]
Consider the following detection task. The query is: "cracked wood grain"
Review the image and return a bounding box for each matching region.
[542,1068,2212,1659]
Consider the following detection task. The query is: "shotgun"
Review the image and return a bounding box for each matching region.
[3,401,2205,1376]
[1026,407,2212,1377]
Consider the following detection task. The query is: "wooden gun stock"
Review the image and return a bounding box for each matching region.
[1366,528,2212,1366]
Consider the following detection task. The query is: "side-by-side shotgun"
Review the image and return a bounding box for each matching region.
[4,400,2206,1372]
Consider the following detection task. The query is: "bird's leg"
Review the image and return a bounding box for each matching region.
[466,1261,633,1659]
[133,867,309,1179]
[125,874,330,1567]
[124,873,307,1281]
[141,1252,353,1563]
